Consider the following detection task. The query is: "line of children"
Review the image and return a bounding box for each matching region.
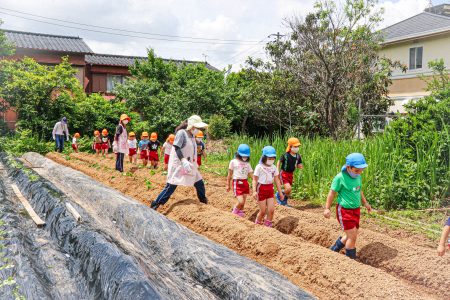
[276,137,303,206]
[72,132,80,153]
[227,144,253,218]
[162,134,175,170]
[196,131,207,166]
[128,132,137,164]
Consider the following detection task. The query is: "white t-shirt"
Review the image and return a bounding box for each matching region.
[72,137,77,145]
[254,163,279,184]
[163,142,172,155]
[228,159,253,180]
[128,139,137,149]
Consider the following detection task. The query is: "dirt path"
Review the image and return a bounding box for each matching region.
[47,152,449,299]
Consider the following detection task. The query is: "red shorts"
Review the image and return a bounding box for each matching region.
[256,183,274,201]
[101,143,109,150]
[280,170,294,186]
[94,143,102,150]
[140,150,148,160]
[164,154,170,164]
[129,148,137,156]
[336,204,360,230]
[233,179,250,196]
[148,151,159,161]
[71,144,78,150]
[197,155,202,166]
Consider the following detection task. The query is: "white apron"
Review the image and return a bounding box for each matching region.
[117,124,129,154]
[167,130,202,186]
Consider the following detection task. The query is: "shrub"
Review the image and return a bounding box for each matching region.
[0,130,53,156]
[207,114,231,140]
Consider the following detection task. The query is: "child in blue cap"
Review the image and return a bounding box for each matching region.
[324,153,372,259]
[252,146,284,227]
[227,144,253,217]
[437,217,450,256]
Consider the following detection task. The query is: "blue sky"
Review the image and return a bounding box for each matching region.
[0,0,446,70]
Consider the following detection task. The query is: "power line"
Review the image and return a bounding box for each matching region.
[216,36,269,68]
[0,6,262,44]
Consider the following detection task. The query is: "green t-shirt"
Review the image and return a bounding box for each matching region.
[330,171,362,209]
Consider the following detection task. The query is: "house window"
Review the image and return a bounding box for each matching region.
[409,47,423,70]
[106,75,125,92]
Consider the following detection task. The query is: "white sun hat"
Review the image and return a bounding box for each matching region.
[187,115,208,130]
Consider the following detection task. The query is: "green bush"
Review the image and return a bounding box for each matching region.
[207,114,231,140]
[0,130,53,156]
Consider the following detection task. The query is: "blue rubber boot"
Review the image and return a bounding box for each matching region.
[345,248,357,259]
[330,236,345,252]
[276,192,289,206]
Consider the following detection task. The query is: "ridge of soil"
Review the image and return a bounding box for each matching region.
[47,152,449,300]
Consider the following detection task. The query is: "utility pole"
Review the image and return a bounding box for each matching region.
[268,32,285,70]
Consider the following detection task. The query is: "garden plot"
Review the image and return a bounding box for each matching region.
[0,153,312,300]
[42,152,450,300]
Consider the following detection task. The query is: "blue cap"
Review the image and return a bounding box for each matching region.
[237,144,250,157]
[342,153,368,171]
[262,146,277,158]
[62,117,67,124]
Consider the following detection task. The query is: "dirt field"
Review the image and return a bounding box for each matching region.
[47,152,450,299]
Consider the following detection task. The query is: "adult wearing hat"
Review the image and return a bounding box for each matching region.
[114,114,131,173]
[52,117,69,153]
[151,115,208,210]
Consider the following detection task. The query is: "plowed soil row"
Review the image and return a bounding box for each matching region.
[47,153,448,299]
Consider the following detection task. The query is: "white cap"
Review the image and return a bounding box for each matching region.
[187,115,208,130]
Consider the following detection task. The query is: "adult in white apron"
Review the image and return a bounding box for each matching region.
[114,114,130,173]
[151,115,208,210]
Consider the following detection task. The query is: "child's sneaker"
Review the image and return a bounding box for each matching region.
[264,219,273,227]
[255,219,263,225]
[276,192,289,206]
[232,207,244,217]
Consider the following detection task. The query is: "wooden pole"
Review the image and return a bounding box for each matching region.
[11,184,45,228]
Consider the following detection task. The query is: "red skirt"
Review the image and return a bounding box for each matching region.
[336,204,360,230]
[71,144,78,150]
[148,151,159,161]
[280,170,294,186]
[197,155,202,166]
[129,148,137,156]
[94,143,102,150]
[256,183,274,201]
[164,154,170,164]
[101,143,109,150]
[233,179,250,197]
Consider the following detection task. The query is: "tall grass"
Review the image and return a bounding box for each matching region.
[224,130,449,210]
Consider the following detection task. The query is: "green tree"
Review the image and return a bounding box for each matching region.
[0,20,14,57]
[0,57,83,139]
[246,0,405,138]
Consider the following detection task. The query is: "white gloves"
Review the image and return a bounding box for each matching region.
[112,141,118,153]
[181,158,192,173]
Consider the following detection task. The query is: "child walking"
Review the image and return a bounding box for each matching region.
[138,132,150,167]
[93,130,102,156]
[101,129,111,157]
[276,137,304,206]
[227,144,253,217]
[437,217,450,256]
[324,153,372,259]
[148,132,161,169]
[162,134,175,170]
[253,146,284,227]
[72,133,80,153]
[128,132,137,164]
[196,131,206,166]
